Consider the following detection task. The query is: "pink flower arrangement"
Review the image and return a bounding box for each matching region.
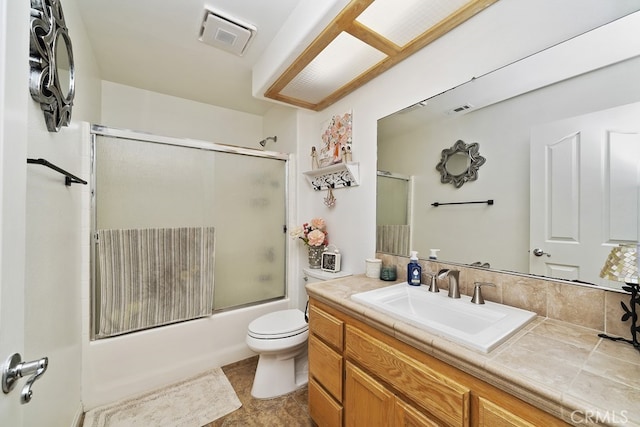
[290,218,328,247]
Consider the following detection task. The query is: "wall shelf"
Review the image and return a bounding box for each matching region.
[303,162,359,191]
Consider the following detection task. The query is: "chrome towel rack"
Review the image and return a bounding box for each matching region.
[27,158,87,186]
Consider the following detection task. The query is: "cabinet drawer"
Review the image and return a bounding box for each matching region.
[395,397,442,427]
[475,395,569,427]
[309,378,343,427]
[477,396,536,427]
[309,334,343,401]
[345,325,470,427]
[309,304,344,351]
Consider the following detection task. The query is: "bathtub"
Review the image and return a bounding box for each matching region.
[81,299,291,410]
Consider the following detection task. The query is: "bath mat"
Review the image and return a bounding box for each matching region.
[83,368,241,427]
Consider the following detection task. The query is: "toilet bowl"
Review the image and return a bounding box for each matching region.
[246,308,309,399]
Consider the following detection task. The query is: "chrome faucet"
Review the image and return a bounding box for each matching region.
[437,269,460,298]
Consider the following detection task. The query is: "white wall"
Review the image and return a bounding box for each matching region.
[21,0,102,425]
[100,81,264,146]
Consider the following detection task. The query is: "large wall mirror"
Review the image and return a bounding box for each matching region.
[377,15,640,290]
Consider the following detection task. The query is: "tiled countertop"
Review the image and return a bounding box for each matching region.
[306,274,640,427]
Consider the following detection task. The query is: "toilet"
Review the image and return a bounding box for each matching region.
[246,308,309,399]
[246,268,352,399]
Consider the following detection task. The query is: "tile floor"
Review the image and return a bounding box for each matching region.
[205,356,314,426]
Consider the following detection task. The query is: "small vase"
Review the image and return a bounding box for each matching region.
[308,245,325,269]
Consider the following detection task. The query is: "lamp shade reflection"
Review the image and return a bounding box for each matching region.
[600,244,638,284]
[599,243,639,353]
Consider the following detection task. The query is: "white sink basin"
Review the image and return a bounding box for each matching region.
[351,283,536,353]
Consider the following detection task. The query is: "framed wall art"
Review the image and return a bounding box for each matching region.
[318,110,352,168]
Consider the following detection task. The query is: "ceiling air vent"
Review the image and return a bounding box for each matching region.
[199,9,256,56]
[446,103,474,115]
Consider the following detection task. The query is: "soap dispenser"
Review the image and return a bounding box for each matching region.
[407,251,422,286]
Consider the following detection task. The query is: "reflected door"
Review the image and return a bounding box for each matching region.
[530,102,640,287]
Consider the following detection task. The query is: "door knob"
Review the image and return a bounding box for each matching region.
[2,353,48,403]
[532,248,551,257]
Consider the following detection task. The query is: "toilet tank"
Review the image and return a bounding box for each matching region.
[301,268,352,320]
[303,268,352,284]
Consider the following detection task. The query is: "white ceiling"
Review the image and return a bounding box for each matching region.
[77,0,640,117]
[78,0,300,115]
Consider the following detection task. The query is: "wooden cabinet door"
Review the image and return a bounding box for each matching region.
[395,398,442,427]
[344,362,394,427]
[309,378,343,427]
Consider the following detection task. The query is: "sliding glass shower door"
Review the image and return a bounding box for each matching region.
[210,151,287,309]
[92,128,288,337]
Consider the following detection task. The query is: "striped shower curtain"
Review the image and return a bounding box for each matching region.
[96,227,215,338]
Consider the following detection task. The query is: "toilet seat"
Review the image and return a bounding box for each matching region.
[248,309,308,339]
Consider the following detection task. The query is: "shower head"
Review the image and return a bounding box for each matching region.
[259,136,277,147]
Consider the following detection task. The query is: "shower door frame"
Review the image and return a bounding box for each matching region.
[376,170,414,255]
[89,124,291,339]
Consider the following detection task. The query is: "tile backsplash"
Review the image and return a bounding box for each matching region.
[377,253,633,340]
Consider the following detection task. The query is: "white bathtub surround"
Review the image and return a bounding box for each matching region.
[82,298,290,410]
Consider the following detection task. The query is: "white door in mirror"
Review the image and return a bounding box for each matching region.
[530,101,640,287]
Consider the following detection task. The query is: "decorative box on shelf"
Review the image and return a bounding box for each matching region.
[303,162,360,191]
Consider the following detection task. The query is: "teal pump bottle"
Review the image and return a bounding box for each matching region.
[407,251,421,286]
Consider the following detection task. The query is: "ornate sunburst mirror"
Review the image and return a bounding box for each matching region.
[29,0,75,132]
[435,140,486,188]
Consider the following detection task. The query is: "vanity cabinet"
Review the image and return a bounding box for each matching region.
[308,304,344,427]
[308,298,569,427]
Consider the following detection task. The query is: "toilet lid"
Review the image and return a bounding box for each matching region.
[248,309,308,338]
